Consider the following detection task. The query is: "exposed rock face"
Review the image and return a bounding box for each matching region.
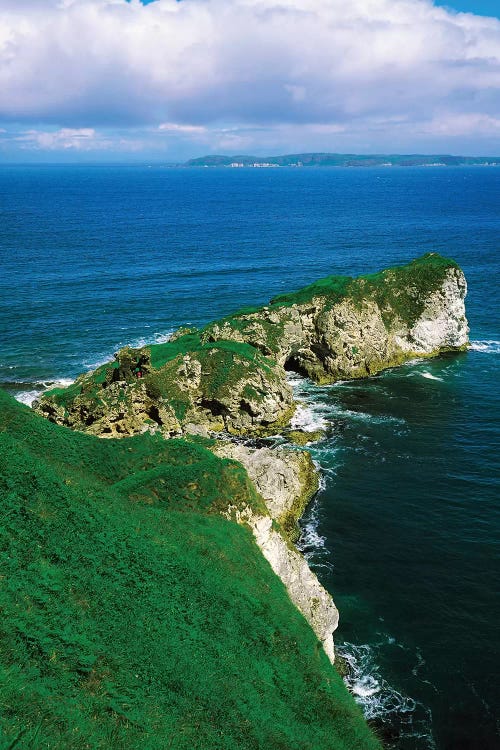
[213,442,318,542]
[35,342,294,438]
[252,514,338,664]
[214,443,337,658]
[215,443,337,660]
[203,258,469,383]
[226,505,338,664]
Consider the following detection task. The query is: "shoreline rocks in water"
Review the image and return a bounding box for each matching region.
[32,253,469,666]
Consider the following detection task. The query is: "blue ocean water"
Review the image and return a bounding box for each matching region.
[0,165,498,749]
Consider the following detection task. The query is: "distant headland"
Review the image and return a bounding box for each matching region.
[185,152,500,168]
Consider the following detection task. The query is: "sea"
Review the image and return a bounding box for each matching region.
[0,164,498,750]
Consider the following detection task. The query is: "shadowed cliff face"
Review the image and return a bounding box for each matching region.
[34,253,468,438]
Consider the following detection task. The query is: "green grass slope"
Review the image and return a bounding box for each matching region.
[0,391,380,750]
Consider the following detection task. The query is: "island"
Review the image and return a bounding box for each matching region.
[185,152,500,168]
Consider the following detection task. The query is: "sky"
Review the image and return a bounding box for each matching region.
[0,0,499,162]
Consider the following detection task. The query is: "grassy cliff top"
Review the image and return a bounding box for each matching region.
[0,391,381,749]
[199,253,463,353]
[268,253,461,326]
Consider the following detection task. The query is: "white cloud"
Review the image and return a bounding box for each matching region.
[0,0,499,152]
[15,128,99,150]
[14,127,144,151]
[158,122,206,134]
[420,112,500,136]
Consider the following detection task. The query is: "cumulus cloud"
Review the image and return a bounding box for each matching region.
[0,0,499,153]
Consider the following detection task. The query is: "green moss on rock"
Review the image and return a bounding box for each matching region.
[270,252,461,328]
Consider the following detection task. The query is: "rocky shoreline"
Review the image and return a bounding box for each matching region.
[33,253,469,667]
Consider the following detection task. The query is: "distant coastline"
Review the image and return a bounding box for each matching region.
[184,152,500,168]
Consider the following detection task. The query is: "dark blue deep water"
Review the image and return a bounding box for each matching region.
[0,165,498,749]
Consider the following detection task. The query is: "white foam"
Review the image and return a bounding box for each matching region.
[469,339,500,353]
[290,402,328,432]
[338,642,417,720]
[83,329,175,371]
[297,488,333,570]
[49,378,75,388]
[14,377,76,407]
[420,372,443,382]
[287,372,330,433]
[329,403,406,426]
[300,520,327,551]
[15,390,43,406]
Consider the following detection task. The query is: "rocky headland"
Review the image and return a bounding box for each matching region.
[33,252,468,674]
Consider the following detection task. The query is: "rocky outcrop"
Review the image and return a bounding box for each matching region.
[215,442,338,660]
[34,341,294,438]
[213,442,318,542]
[202,254,469,383]
[225,505,338,664]
[35,253,468,437]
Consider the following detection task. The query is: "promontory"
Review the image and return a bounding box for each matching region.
[1,252,468,748]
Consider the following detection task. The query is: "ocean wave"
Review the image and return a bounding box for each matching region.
[289,402,328,432]
[469,339,500,353]
[12,378,75,407]
[335,406,406,425]
[419,372,444,382]
[287,372,405,430]
[297,494,333,569]
[287,372,330,433]
[337,641,436,748]
[82,329,175,371]
[15,390,44,406]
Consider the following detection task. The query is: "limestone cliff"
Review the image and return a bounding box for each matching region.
[202,253,468,383]
[226,504,338,664]
[212,442,318,542]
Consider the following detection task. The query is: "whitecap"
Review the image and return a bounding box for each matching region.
[469,339,500,353]
[290,402,328,432]
[48,377,75,388]
[14,377,76,407]
[337,640,437,747]
[420,372,444,382]
[15,390,43,407]
[297,490,332,568]
[339,641,418,719]
[287,372,329,433]
[328,403,406,425]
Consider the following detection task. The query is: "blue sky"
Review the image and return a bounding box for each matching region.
[138,0,499,15]
[1,0,499,162]
[434,1,499,15]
